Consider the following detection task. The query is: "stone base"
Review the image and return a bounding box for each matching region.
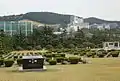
[18,66,47,72]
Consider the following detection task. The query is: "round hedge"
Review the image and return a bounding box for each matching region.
[69,57,79,64]
[56,57,64,63]
[60,54,65,57]
[4,59,14,67]
[46,58,51,62]
[110,51,119,57]
[49,60,57,65]
[45,54,52,58]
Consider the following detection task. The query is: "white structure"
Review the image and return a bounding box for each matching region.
[103,42,120,50]
[67,16,89,32]
[89,23,119,30]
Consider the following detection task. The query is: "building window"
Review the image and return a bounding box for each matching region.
[115,43,118,47]
[109,43,113,45]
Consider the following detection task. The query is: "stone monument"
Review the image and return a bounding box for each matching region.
[19,55,46,72]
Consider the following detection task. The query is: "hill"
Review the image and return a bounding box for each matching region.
[84,17,120,26]
[0,12,120,26]
[0,12,72,25]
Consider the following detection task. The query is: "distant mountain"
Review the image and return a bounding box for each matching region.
[0,12,72,25]
[0,12,120,27]
[84,17,120,26]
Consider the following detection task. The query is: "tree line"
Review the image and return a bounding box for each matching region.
[1,26,120,54]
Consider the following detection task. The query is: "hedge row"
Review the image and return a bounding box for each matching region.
[44,54,65,58]
[47,57,84,65]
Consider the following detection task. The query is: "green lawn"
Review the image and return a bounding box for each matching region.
[0,58,120,81]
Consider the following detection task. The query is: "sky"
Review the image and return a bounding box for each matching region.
[0,0,120,21]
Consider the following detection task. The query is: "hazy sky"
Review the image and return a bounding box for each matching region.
[0,0,120,20]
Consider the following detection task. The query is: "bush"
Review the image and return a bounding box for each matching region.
[4,59,14,67]
[49,60,57,65]
[69,57,79,64]
[86,52,96,57]
[57,44,63,49]
[68,44,75,48]
[74,52,79,55]
[110,51,119,57]
[0,59,4,66]
[45,54,52,58]
[46,58,51,62]
[16,46,23,51]
[17,59,23,66]
[27,46,33,50]
[52,54,61,57]
[97,51,106,58]
[52,54,56,57]
[35,45,42,50]
[46,45,53,49]
[56,57,64,63]
[80,51,86,56]
[64,57,69,62]
[60,54,65,57]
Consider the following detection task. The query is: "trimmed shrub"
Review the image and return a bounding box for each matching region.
[38,52,42,55]
[27,46,33,50]
[35,45,42,50]
[17,59,23,66]
[64,57,69,62]
[74,52,79,55]
[97,51,106,58]
[46,45,53,49]
[60,54,65,57]
[56,57,64,63]
[46,58,51,62]
[45,54,52,58]
[52,54,56,57]
[49,60,57,65]
[68,44,75,49]
[0,59,4,66]
[57,44,63,49]
[16,46,23,51]
[4,59,14,67]
[69,57,79,64]
[55,54,61,57]
[111,51,119,57]
[86,51,96,57]
[80,51,86,56]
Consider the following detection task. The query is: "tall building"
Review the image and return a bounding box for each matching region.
[0,21,33,36]
[67,16,89,33]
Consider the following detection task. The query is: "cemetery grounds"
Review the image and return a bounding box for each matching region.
[0,50,120,81]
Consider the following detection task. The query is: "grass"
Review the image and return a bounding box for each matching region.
[0,58,120,81]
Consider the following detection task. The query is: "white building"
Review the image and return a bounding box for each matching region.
[67,16,89,33]
[103,42,120,50]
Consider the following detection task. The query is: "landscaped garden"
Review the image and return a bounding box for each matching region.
[0,48,120,81]
[0,57,120,81]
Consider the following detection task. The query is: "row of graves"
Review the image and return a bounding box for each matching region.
[1,51,88,72]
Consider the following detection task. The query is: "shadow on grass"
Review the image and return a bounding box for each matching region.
[6,68,61,73]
